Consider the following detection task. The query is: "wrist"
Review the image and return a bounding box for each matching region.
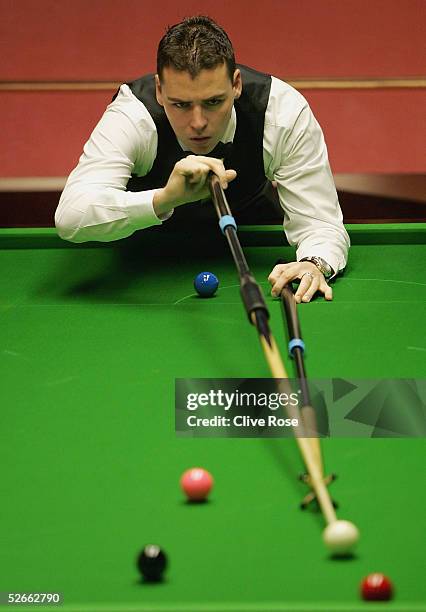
[153,188,174,217]
[300,256,334,279]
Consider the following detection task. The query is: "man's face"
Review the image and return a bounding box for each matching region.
[155,63,242,154]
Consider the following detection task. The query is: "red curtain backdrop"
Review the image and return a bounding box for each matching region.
[1,0,425,176]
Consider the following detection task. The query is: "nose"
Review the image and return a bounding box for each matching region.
[190,105,208,132]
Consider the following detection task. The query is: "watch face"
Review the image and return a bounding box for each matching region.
[316,258,331,277]
[302,257,332,278]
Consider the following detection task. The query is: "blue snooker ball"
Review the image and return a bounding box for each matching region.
[194,272,219,297]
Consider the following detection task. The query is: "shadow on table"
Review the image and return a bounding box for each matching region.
[33,225,233,304]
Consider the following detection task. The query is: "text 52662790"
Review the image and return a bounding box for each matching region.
[0,593,62,605]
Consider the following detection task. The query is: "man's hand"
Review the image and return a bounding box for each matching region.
[153,155,237,217]
[268,261,333,303]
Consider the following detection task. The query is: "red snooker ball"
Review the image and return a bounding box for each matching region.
[361,573,393,601]
[180,467,213,501]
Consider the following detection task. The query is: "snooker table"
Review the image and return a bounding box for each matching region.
[1,223,425,612]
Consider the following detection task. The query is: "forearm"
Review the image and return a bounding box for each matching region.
[275,157,350,274]
[55,86,166,243]
[55,185,164,243]
[269,93,350,273]
[290,218,350,276]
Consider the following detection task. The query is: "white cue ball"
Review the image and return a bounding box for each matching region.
[322,520,360,555]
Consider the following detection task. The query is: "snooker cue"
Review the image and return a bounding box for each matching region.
[208,173,337,527]
[278,274,324,475]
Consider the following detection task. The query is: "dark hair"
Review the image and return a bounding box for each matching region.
[157,16,236,81]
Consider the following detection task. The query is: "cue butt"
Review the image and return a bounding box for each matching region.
[280,282,325,476]
[296,436,337,525]
[259,330,336,526]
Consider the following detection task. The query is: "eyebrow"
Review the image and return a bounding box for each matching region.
[168,94,226,103]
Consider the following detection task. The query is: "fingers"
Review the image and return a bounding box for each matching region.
[181,161,213,186]
[268,262,333,303]
[164,156,237,209]
[224,169,237,185]
[183,155,236,189]
[294,272,321,303]
[268,263,297,298]
[322,279,333,301]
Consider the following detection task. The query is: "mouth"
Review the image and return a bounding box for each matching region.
[190,137,211,145]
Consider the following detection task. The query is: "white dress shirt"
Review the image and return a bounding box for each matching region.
[55,76,350,273]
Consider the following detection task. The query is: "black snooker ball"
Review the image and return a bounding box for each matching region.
[137,545,167,581]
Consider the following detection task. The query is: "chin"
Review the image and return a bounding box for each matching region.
[190,144,215,155]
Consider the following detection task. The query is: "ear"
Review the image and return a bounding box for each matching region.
[232,69,242,99]
[155,74,164,106]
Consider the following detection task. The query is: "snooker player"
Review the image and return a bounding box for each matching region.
[55,15,350,304]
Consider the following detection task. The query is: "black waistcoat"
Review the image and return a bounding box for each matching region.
[116,64,272,226]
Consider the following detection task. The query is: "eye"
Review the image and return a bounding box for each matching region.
[205,98,223,107]
[173,102,190,109]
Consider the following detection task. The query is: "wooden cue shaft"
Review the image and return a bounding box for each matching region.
[258,333,337,526]
[300,408,324,476]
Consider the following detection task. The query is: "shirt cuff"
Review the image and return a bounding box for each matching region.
[124,189,174,229]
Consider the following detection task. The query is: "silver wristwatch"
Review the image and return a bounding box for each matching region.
[300,256,334,279]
